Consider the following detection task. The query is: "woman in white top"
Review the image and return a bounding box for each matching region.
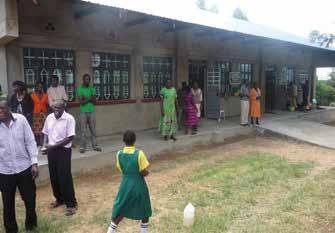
[191,81,203,118]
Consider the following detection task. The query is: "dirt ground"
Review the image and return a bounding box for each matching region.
[7,135,335,232]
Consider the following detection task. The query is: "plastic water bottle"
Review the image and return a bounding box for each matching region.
[183,203,195,227]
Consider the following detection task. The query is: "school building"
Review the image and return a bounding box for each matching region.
[1,0,335,135]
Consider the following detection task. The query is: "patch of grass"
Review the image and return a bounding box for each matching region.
[27,216,68,233]
[161,152,315,233]
[0,215,69,233]
[90,208,112,227]
[231,168,335,233]
[2,149,334,233]
[150,152,208,173]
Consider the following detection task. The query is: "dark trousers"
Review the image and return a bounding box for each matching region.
[0,167,37,233]
[47,147,77,208]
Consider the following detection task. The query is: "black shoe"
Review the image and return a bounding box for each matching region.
[170,136,177,141]
[79,148,85,153]
[164,136,168,141]
[256,121,260,125]
[93,147,102,152]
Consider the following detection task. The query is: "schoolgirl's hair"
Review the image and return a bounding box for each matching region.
[123,130,136,145]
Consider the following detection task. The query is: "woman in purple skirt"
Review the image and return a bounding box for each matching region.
[183,86,198,135]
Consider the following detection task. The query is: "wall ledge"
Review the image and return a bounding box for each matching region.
[141,98,161,103]
[68,99,137,107]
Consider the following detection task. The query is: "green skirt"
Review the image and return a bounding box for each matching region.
[112,174,152,220]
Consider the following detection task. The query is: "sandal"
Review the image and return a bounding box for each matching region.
[65,207,77,216]
[50,201,64,209]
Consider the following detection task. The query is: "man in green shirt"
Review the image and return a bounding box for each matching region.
[77,74,101,153]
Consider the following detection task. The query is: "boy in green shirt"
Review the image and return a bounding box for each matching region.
[77,74,101,153]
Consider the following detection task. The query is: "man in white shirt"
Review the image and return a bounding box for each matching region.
[0,97,39,233]
[42,100,77,216]
[240,80,250,126]
[47,75,69,108]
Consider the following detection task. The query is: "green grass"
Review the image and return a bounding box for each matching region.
[26,216,68,233]
[150,153,207,173]
[2,151,335,233]
[158,152,335,233]
[0,214,69,233]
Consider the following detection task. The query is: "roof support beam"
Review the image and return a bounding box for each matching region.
[124,17,154,28]
[74,5,101,19]
[164,24,192,33]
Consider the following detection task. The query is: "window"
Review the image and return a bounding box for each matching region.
[298,70,308,84]
[23,48,76,101]
[92,52,130,100]
[217,62,231,95]
[238,63,253,82]
[143,56,172,98]
[282,66,294,85]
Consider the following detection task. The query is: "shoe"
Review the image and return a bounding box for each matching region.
[256,121,260,125]
[93,147,102,152]
[65,207,76,216]
[170,136,177,141]
[50,201,64,209]
[164,136,168,141]
[79,148,85,153]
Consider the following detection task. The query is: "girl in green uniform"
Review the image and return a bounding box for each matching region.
[107,130,152,233]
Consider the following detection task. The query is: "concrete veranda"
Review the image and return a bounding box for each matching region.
[259,108,335,149]
[36,117,254,184]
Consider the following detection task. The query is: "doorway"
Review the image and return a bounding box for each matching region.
[265,66,276,112]
[188,60,207,117]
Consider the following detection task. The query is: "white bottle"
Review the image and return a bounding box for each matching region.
[183,203,195,227]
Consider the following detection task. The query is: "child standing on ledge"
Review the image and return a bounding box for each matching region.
[107,130,152,233]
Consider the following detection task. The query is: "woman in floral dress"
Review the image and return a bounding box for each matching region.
[159,79,178,141]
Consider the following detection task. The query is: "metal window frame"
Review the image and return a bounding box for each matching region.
[282,66,294,85]
[91,52,131,100]
[23,47,76,101]
[216,61,232,95]
[298,70,308,84]
[238,63,253,83]
[143,56,173,98]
